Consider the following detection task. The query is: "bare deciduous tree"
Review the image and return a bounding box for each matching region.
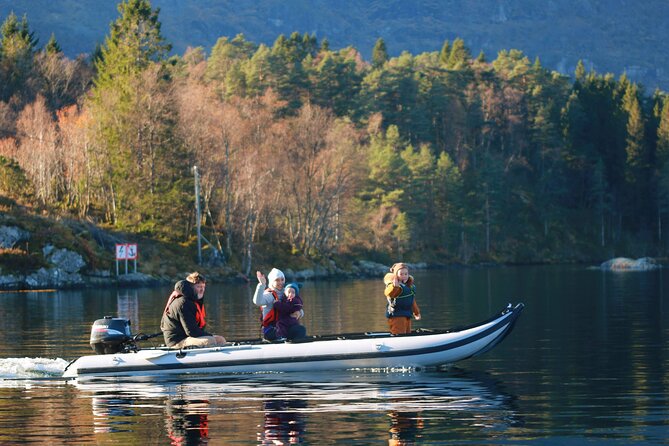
[15,95,60,206]
[279,104,361,256]
[57,105,96,216]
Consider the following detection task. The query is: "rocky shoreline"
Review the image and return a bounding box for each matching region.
[0,224,438,290]
[3,223,662,291]
[2,223,432,289]
[0,254,427,290]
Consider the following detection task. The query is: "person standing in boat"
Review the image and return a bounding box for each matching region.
[161,277,225,348]
[274,282,307,340]
[254,268,303,340]
[383,263,421,335]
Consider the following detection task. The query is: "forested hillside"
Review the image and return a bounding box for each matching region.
[1,0,667,92]
[1,0,668,276]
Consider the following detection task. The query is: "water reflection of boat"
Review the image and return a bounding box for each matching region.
[259,398,307,445]
[388,409,424,446]
[72,369,520,431]
[91,396,137,434]
[63,304,524,379]
[165,398,210,446]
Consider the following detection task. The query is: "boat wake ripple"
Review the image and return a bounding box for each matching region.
[0,357,68,380]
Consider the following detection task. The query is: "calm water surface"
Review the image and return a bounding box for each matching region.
[0,265,667,444]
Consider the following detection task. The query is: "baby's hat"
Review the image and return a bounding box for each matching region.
[285,282,301,295]
[267,268,285,283]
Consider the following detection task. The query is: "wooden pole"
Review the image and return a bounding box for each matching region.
[194,166,202,265]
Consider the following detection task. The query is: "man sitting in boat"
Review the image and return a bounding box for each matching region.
[186,272,226,346]
[253,268,304,341]
[161,278,226,348]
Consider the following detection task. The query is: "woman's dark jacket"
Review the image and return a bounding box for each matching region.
[161,280,211,347]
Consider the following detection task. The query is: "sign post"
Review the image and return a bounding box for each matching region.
[115,244,126,275]
[115,243,138,275]
[127,243,138,273]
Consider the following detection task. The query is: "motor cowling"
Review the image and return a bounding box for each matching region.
[90,316,132,354]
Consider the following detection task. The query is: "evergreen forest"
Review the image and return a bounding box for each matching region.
[1,0,668,274]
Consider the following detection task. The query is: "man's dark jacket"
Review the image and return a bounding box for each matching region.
[161,280,210,347]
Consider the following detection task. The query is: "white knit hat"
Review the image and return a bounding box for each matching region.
[267,268,285,283]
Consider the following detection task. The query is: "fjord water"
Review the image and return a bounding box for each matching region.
[0,265,667,445]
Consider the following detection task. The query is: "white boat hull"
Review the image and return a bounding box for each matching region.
[63,303,524,378]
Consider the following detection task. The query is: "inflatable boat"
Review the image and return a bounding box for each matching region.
[62,303,524,379]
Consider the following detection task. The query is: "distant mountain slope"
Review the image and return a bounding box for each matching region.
[1,0,667,91]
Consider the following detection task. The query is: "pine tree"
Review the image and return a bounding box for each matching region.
[267,33,309,112]
[362,52,419,141]
[244,44,272,97]
[591,158,611,246]
[372,38,388,69]
[88,0,189,237]
[94,0,170,89]
[657,95,669,168]
[623,82,646,178]
[205,34,255,84]
[446,38,470,70]
[574,60,586,83]
[312,49,361,116]
[657,160,669,249]
[617,79,653,231]
[400,143,437,249]
[654,94,669,244]
[361,125,410,251]
[438,40,450,66]
[435,151,463,254]
[0,12,38,101]
[44,33,61,55]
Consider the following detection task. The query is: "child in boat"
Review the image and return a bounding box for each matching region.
[274,282,307,340]
[383,262,421,335]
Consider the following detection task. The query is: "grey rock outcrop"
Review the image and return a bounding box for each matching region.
[0,273,21,288]
[25,267,84,288]
[43,245,86,273]
[6,245,88,288]
[600,257,660,271]
[0,225,30,249]
[352,260,390,276]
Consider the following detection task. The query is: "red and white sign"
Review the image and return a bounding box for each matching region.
[115,243,138,260]
[115,244,127,260]
[126,243,138,260]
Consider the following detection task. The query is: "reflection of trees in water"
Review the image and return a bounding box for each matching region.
[258,397,307,445]
[165,399,210,446]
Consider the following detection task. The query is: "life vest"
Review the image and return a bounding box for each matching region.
[163,290,181,314]
[261,289,280,328]
[194,300,206,329]
[386,282,416,318]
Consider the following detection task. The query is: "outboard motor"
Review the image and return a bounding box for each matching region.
[90,316,132,354]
